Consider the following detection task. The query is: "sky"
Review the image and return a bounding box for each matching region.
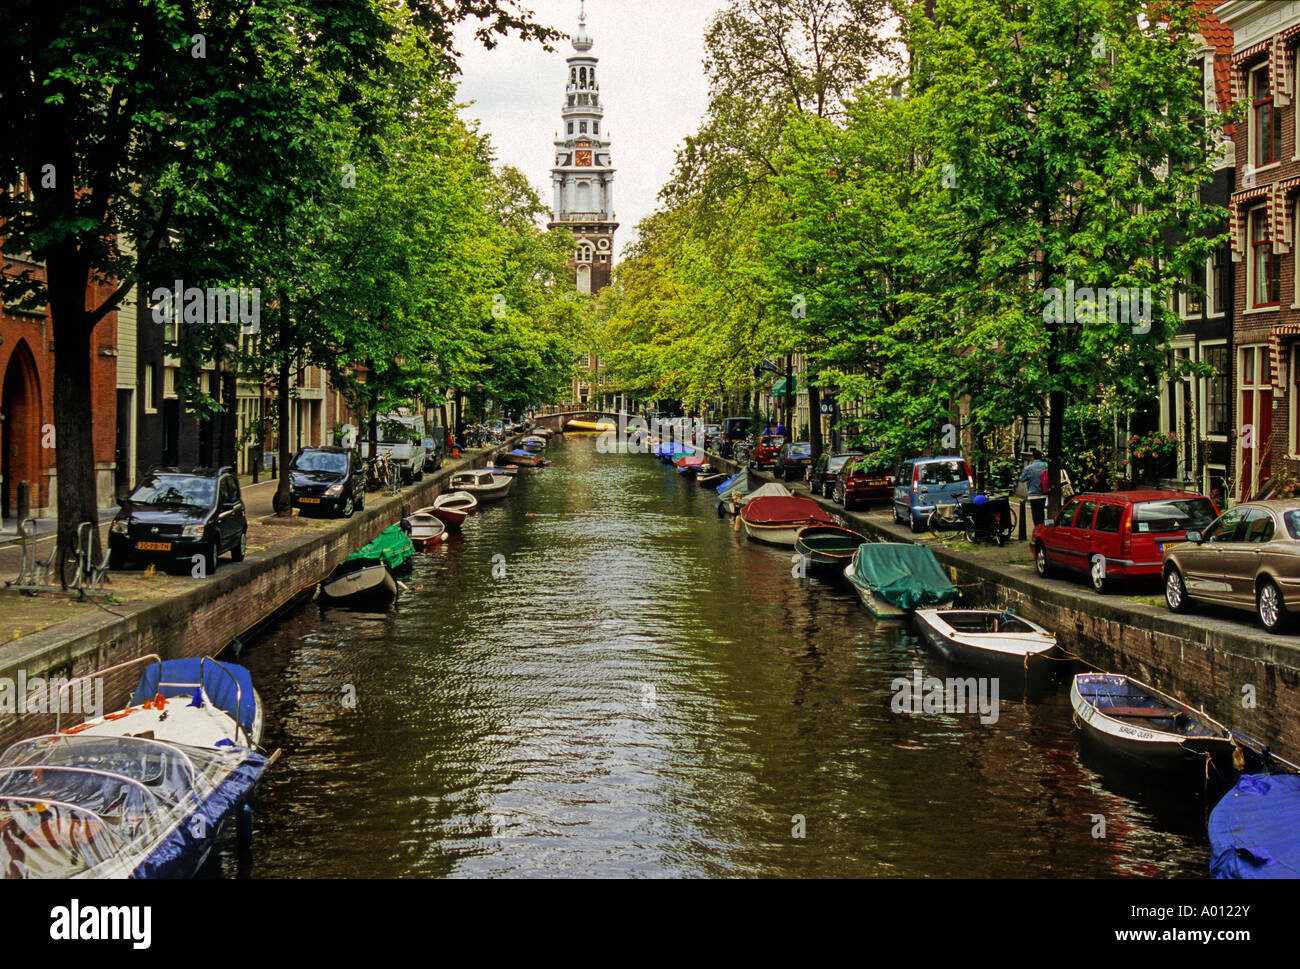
[453,0,728,257]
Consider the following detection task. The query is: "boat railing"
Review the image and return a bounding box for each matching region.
[56,653,163,734]
[194,658,248,748]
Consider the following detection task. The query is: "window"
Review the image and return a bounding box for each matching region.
[1203,507,1246,543]
[1239,344,1273,500]
[1204,344,1229,436]
[1292,345,1300,456]
[567,122,573,135]
[593,122,600,134]
[580,121,587,134]
[144,364,157,414]
[1210,247,1227,316]
[1134,497,1218,532]
[1243,509,1275,544]
[1252,62,1282,166]
[1251,207,1280,306]
[1183,263,1205,316]
[576,243,594,263]
[1072,500,1098,530]
[1094,503,1123,533]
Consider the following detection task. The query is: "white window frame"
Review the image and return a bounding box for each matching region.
[1200,338,1229,443]
[143,364,157,415]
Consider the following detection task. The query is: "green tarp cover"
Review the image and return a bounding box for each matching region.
[851,543,958,610]
[346,525,414,571]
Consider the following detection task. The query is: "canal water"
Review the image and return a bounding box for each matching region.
[228,434,1214,878]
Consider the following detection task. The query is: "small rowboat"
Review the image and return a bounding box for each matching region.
[521,435,547,452]
[0,656,274,879]
[451,469,514,501]
[405,510,447,549]
[1070,672,1237,771]
[1209,773,1300,879]
[794,524,865,572]
[914,609,1062,690]
[843,543,958,618]
[674,455,709,476]
[430,491,478,528]
[740,495,835,546]
[320,562,398,611]
[698,471,728,488]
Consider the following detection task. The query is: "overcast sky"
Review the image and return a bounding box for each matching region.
[453,0,727,257]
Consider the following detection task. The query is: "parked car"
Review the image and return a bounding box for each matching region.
[423,426,447,472]
[1162,500,1300,632]
[1032,490,1219,594]
[109,467,247,573]
[752,434,785,468]
[893,456,975,532]
[774,441,814,480]
[290,447,366,518]
[834,453,896,509]
[720,417,753,457]
[811,450,864,498]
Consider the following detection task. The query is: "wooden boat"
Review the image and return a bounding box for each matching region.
[483,462,517,476]
[320,562,398,611]
[450,469,514,501]
[914,608,1062,689]
[521,435,547,452]
[405,510,447,549]
[740,495,836,546]
[843,543,959,619]
[564,418,615,432]
[1070,672,1237,770]
[430,491,477,528]
[0,656,274,878]
[698,471,728,488]
[794,524,866,572]
[1209,773,1300,878]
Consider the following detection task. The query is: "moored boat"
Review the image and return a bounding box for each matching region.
[740,495,835,546]
[0,656,274,879]
[521,435,547,452]
[698,470,728,488]
[794,524,866,572]
[1070,672,1237,771]
[914,608,1062,689]
[346,524,415,575]
[405,510,447,549]
[450,469,514,501]
[565,418,615,432]
[430,490,478,528]
[497,448,548,468]
[674,455,709,476]
[1209,773,1300,878]
[843,543,958,618]
[320,562,398,611]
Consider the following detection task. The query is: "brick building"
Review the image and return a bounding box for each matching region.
[1219,0,1300,499]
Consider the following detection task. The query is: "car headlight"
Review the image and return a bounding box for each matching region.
[326,482,344,496]
[181,524,203,539]
[110,520,128,535]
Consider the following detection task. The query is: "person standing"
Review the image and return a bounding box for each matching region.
[1019,449,1048,526]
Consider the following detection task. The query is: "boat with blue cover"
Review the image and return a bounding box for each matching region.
[0,655,276,879]
[1209,772,1300,878]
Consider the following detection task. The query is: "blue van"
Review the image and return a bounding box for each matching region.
[892,456,975,532]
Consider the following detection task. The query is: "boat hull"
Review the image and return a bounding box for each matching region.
[741,520,805,546]
[914,609,1060,690]
[320,563,398,611]
[843,565,908,618]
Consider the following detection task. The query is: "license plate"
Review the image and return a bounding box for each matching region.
[299,497,321,504]
[136,541,172,551]
[867,479,886,486]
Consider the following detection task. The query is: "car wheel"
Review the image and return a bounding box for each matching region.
[1034,543,1053,578]
[202,537,219,576]
[893,504,904,525]
[341,494,355,518]
[775,466,783,480]
[910,513,926,534]
[1089,554,1108,594]
[230,529,247,562]
[965,522,978,544]
[1258,578,1290,632]
[1164,565,1191,613]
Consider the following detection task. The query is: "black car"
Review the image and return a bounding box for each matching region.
[109,467,247,573]
[773,441,814,481]
[720,417,752,457]
[290,447,366,517]
[810,450,865,498]
[423,426,447,473]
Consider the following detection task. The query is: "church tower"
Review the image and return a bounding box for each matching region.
[549,1,618,293]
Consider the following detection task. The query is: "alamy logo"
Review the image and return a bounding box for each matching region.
[151,280,260,335]
[50,900,151,949]
[0,672,102,717]
[1042,281,1153,334]
[891,669,1000,725]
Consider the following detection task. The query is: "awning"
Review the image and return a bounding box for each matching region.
[771,375,798,396]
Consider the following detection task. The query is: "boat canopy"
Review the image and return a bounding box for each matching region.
[132,658,258,733]
[1209,773,1300,878]
[852,543,958,610]
[715,469,756,495]
[346,525,414,571]
[742,496,834,524]
[743,482,794,503]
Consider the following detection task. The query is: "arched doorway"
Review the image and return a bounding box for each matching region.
[1,340,41,520]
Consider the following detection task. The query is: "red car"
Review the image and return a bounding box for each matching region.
[834,455,895,509]
[752,435,785,468]
[1032,490,1219,593]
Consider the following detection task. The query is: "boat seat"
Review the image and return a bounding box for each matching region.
[1098,705,1180,719]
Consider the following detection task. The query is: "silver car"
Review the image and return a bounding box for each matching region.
[1162,500,1300,632]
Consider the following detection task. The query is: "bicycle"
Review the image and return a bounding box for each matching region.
[731,441,751,466]
[928,494,1016,546]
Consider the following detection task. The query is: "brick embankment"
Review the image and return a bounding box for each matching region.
[0,432,532,748]
[705,449,1300,764]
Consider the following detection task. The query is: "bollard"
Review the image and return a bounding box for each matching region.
[1018,498,1026,542]
[16,480,30,524]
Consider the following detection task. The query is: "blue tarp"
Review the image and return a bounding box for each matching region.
[1209,773,1300,878]
[133,659,257,733]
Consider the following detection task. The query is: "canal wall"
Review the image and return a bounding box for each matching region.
[0,435,532,748]
[704,450,1300,764]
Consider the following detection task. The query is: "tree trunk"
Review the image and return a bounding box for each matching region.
[273,300,293,516]
[808,383,823,461]
[50,282,102,587]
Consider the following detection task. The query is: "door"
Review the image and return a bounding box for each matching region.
[115,389,133,500]
[1182,507,1246,599]
[1044,496,1082,569]
[1063,499,1098,573]
[1222,509,1275,607]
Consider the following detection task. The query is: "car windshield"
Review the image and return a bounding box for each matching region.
[788,443,811,456]
[919,460,967,485]
[761,436,784,447]
[292,451,348,473]
[1285,510,1300,540]
[828,453,863,473]
[1133,497,1218,533]
[128,475,214,508]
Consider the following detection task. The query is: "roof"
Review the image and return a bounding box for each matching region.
[1076,489,1210,501]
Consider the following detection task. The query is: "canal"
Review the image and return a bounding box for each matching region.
[228,434,1214,877]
